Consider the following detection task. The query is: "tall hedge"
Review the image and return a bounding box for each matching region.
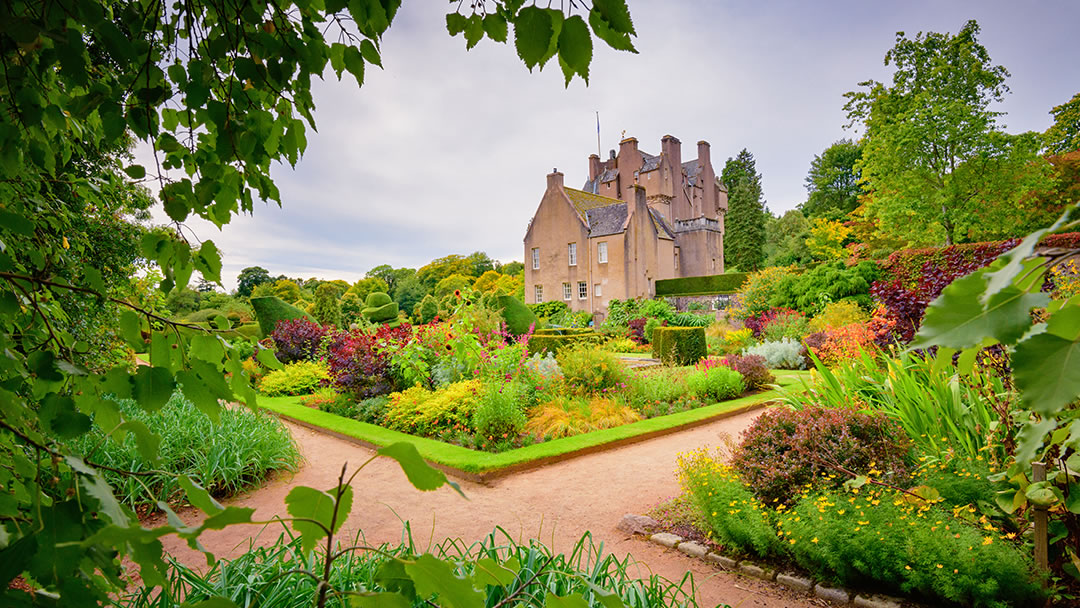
[655,273,749,296]
[251,296,316,337]
[526,332,600,355]
[652,326,706,366]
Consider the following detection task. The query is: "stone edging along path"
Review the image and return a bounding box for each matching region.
[638,527,914,608]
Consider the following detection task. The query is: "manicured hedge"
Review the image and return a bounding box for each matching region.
[651,326,706,366]
[496,295,538,336]
[527,332,600,355]
[655,272,748,296]
[533,328,595,336]
[251,296,315,337]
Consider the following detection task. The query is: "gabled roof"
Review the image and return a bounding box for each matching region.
[649,208,676,240]
[682,159,702,186]
[585,204,628,237]
[563,187,674,240]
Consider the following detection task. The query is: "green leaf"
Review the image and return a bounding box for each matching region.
[458,14,481,50]
[133,366,176,412]
[256,346,283,371]
[581,580,625,608]
[514,6,553,70]
[471,557,519,587]
[446,13,467,36]
[210,314,230,330]
[912,270,1048,349]
[124,164,146,179]
[1014,333,1080,414]
[1066,484,1080,514]
[116,419,161,464]
[350,592,411,608]
[1015,416,1058,465]
[1047,303,1080,341]
[588,8,637,53]
[195,241,222,284]
[189,334,225,368]
[119,310,144,349]
[995,489,1024,514]
[544,592,590,608]
[482,14,508,43]
[179,476,224,515]
[375,558,417,599]
[182,597,240,608]
[343,45,365,87]
[285,484,354,555]
[360,39,382,67]
[956,345,980,376]
[981,218,1063,305]
[198,506,255,531]
[40,394,91,439]
[377,442,463,496]
[592,0,636,35]
[79,471,131,526]
[557,16,592,85]
[404,554,484,608]
[1025,481,1062,507]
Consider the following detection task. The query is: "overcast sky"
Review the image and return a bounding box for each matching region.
[148,0,1080,290]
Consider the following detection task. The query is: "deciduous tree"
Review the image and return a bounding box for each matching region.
[801,139,864,221]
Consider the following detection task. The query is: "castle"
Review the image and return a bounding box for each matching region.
[523,135,727,321]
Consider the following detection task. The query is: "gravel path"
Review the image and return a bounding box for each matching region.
[158,407,827,608]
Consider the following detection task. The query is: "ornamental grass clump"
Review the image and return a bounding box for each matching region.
[731,406,912,505]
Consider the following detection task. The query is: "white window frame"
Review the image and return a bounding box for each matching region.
[597,241,608,264]
[594,283,602,297]
[562,282,572,301]
[578,282,587,300]
[534,285,543,303]
[568,242,577,266]
[531,247,540,270]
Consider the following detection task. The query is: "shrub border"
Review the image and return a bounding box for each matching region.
[257,371,810,483]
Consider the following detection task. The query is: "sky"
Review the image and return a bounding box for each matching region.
[144,0,1080,291]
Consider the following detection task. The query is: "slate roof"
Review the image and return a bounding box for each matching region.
[564,187,674,240]
[682,159,702,186]
[640,151,661,172]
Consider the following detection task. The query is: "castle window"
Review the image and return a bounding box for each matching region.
[578,282,587,299]
[568,242,577,266]
[562,282,571,300]
[532,247,540,270]
[598,241,608,264]
[534,285,543,303]
[594,283,602,297]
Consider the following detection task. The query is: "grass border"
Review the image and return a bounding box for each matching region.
[257,371,810,483]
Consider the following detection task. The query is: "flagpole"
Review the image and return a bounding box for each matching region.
[595,111,601,158]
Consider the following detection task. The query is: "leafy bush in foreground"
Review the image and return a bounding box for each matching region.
[731,406,912,505]
[72,392,301,508]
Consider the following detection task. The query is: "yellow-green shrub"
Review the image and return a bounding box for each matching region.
[733,265,799,319]
[258,360,329,396]
[382,379,482,436]
[557,345,631,394]
[809,300,869,332]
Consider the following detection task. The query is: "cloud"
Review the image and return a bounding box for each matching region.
[140,0,1080,290]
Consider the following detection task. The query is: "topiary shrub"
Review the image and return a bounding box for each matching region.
[495,294,538,336]
[251,296,316,337]
[651,326,706,366]
[362,292,400,327]
[731,406,912,505]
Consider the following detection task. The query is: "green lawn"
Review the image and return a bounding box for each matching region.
[257,370,810,480]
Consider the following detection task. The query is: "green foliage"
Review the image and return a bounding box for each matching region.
[236,266,272,298]
[768,261,879,315]
[495,294,538,336]
[846,20,1052,246]
[721,149,767,272]
[392,274,428,317]
[684,365,744,402]
[528,299,569,319]
[259,360,331,397]
[800,139,864,221]
[556,345,631,394]
[71,392,300,508]
[311,283,343,327]
[655,272,749,296]
[251,295,317,336]
[473,382,526,440]
[764,209,813,267]
[809,300,869,332]
[651,327,706,367]
[434,273,473,298]
[1044,91,1080,155]
[526,332,600,355]
[363,291,401,327]
[419,294,440,324]
[732,265,800,318]
[382,380,481,437]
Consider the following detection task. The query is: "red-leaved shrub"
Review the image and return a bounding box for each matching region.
[270,318,327,364]
[325,323,412,398]
[722,354,774,391]
[731,406,911,505]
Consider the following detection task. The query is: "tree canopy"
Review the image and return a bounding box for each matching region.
[1045,92,1080,155]
[721,149,767,272]
[0,0,637,603]
[845,20,1052,246]
[800,139,864,220]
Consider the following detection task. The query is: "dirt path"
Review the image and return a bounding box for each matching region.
[160,408,827,608]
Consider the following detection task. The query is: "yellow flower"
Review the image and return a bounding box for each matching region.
[982,537,993,545]
[904,565,911,570]
[811,537,819,543]
[936,564,943,569]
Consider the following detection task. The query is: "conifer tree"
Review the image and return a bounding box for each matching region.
[311,283,342,327]
[721,149,767,272]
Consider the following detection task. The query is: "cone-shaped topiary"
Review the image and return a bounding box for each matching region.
[251,296,317,337]
[362,292,400,328]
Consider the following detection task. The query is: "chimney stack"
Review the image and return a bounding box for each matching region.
[619,136,639,163]
[697,140,711,170]
[547,169,564,191]
[588,154,601,181]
